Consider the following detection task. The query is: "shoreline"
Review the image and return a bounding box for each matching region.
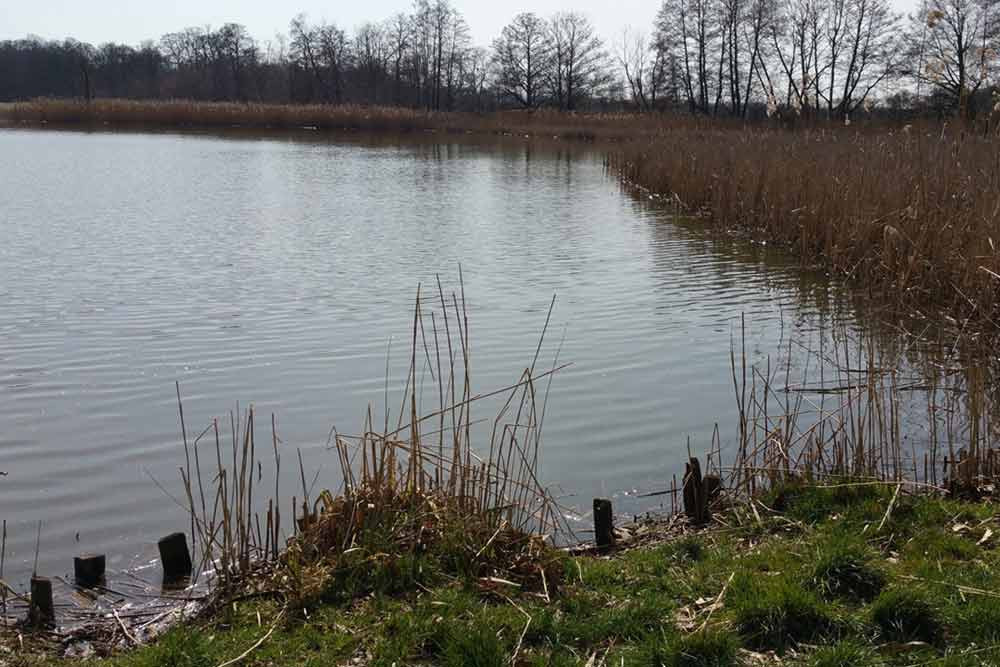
[4,100,1000,665]
[12,484,1000,666]
[6,98,999,339]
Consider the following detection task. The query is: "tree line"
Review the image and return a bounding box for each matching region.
[1,0,997,118]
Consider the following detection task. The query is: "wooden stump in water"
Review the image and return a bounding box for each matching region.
[593,498,614,549]
[73,554,106,587]
[158,533,193,582]
[29,576,54,626]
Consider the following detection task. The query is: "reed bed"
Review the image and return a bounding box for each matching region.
[612,127,1000,334]
[2,98,738,141]
[714,317,999,504]
[177,279,568,603]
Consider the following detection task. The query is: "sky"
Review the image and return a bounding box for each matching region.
[1,0,920,50]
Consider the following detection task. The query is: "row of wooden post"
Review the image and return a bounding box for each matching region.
[28,532,192,627]
[29,458,720,623]
[592,457,721,549]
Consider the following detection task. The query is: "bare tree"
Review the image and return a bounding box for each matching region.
[443,12,472,110]
[618,27,672,110]
[904,0,1000,114]
[288,15,350,103]
[656,0,720,113]
[492,13,551,108]
[547,12,613,110]
[768,0,826,114]
[354,22,387,104]
[218,23,257,101]
[833,0,900,117]
[464,46,493,110]
[384,13,411,105]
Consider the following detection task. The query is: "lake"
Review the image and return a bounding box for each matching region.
[0,127,943,588]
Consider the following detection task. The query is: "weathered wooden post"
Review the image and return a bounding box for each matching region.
[73,554,106,587]
[29,576,54,626]
[158,533,193,582]
[593,498,614,549]
[704,474,722,502]
[683,457,711,525]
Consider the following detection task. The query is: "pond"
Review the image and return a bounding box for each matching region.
[0,127,955,588]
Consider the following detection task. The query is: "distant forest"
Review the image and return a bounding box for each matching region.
[1,0,998,118]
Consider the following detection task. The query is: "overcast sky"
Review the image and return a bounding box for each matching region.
[3,0,919,49]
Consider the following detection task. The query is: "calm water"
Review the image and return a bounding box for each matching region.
[0,127,887,587]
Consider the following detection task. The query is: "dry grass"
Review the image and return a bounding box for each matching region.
[612,127,1000,332]
[176,278,568,603]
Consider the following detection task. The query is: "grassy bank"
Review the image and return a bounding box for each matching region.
[3,286,1000,666]
[14,483,1000,666]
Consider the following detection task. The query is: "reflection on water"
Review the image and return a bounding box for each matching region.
[0,127,985,587]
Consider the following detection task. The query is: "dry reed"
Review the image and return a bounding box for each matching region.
[611,127,1000,333]
[718,317,998,499]
[2,98,738,141]
[177,278,568,598]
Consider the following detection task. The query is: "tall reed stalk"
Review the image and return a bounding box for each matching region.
[177,279,567,592]
[722,318,997,498]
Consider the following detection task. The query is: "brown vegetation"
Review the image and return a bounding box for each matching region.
[176,280,568,605]
[611,126,1000,331]
[0,98,688,140]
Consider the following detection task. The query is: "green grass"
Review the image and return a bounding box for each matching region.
[10,484,1000,666]
[810,536,886,602]
[729,572,833,650]
[871,589,943,644]
[807,640,883,667]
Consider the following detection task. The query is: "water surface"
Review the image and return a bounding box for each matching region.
[0,128,906,586]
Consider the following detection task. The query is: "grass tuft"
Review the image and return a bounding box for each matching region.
[671,536,706,562]
[807,640,883,667]
[132,629,213,667]
[729,573,832,650]
[633,628,739,667]
[439,619,507,667]
[810,539,886,602]
[871,589,943,643]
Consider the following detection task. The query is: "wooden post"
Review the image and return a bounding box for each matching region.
[158,533,193,582]
[73,554,106,587]
[29,576,54,626]
[704,474,722,502]
[683,457,711,525]
[593,498,614,549]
